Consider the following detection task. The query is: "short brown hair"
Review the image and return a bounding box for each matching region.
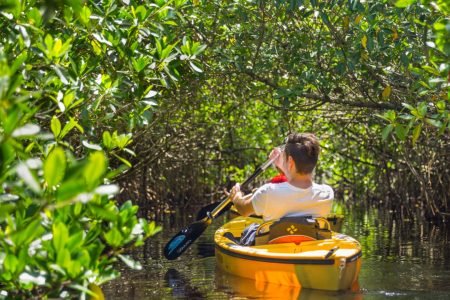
[284,133,320,174]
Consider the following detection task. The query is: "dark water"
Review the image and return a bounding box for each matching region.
[103,207,450,299]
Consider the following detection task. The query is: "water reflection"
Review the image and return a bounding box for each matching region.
[215,269,363,300]
[165,268,206,298]
[102,207,450,299]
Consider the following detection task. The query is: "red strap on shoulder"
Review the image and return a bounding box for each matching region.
[270,174,287,183]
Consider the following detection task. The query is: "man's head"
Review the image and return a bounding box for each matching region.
[284,133,320,174]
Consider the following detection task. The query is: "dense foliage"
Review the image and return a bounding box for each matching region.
[0,0,448,297]
[0,0,203,297]
[119,0,448,222]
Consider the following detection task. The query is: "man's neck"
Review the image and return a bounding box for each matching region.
[287,173,313,189]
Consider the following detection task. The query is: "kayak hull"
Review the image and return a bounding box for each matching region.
[214,217,362,291]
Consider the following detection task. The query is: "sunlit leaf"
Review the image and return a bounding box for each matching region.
[104,228,123,247]
[381,124,394,141]
[12,124,40,138]
[79,5,91,25]
[395,0,416,8]
[361,35,367,49]
[88,283,105,300]
[44,146,66,187]
[83,151,107,189]
[51,116,62,139]
[16,163,41,193]
[381,86,391,100]
[118,254,142,270]
[189,61,203,73]
[395,125,408,140]
[412,123,422,144]
[94,184,119,195]
[82,140,102,151]
[53,221,69,254]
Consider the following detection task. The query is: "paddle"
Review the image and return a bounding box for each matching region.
[195,173,288,220]
[163,152,282,260]
[195,199,231,221]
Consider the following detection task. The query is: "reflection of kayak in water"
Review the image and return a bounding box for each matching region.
[215,269,361,300]
[214,216,362,291]
[215,269,301,299]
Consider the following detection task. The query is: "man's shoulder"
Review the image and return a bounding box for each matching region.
[312,183,334,199]
[255,182,288,194]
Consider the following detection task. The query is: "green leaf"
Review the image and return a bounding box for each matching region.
[395,125,408,140]
[402,103,415,111]
[66,231,84,252]
[88,283,105,300]
[16,163,41,193]
[118,254,142,270]
[10,51,28,75]
[27,7,42,27]
[412,123,422,144]
[51,116,62,139]
[11,218,43,246]
[12,124,40,138]
[57,248,72,271]
[44,147,66,187]
[381,86,391,100]
[19,272,46,286]
[104,228,123,247]
[4,254,19,274]
[417,102,428,117]
[89,204,118,221]
[381,124,394,140]
[53,221,69,254]
[395,0,416,8]
[189,61,203,73]
[60,117,84,139]
[83,151,107,189]
[82,140,102,151]
[102,131,113,150]
[112,153,131,168]
[79,5,91,25]
[145,221,162,237]
[63,91,76,109]
[57,179,86,201]
[69,284,97,298]
[2,107,19,135]
[425,118,442,128]
[436,101,446,111]
[44,34,54,55]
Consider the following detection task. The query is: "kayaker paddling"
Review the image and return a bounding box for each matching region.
[230,133,334,244]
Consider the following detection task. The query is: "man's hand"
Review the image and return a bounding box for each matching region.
[229,183,254,217]
[269,147,285,174]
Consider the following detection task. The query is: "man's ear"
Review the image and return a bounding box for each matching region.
[288,156,296,170]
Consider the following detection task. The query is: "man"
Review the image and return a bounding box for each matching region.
[230,133,333,222]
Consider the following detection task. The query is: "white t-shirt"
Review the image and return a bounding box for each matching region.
[251,182,334,221]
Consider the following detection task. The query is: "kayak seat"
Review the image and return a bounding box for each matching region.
[267,216,332,245]
[268,234,316,245]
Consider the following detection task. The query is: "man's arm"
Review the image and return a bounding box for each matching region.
[230,183,255,217]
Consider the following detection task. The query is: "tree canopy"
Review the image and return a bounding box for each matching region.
[0,0,448,297]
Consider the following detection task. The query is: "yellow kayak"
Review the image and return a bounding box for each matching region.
[214,216,362,291]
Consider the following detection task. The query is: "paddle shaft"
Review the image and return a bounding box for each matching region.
[209,154,279,219]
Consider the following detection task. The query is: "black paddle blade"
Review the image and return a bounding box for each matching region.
[195,201,233,221]
[164,218,211,260]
